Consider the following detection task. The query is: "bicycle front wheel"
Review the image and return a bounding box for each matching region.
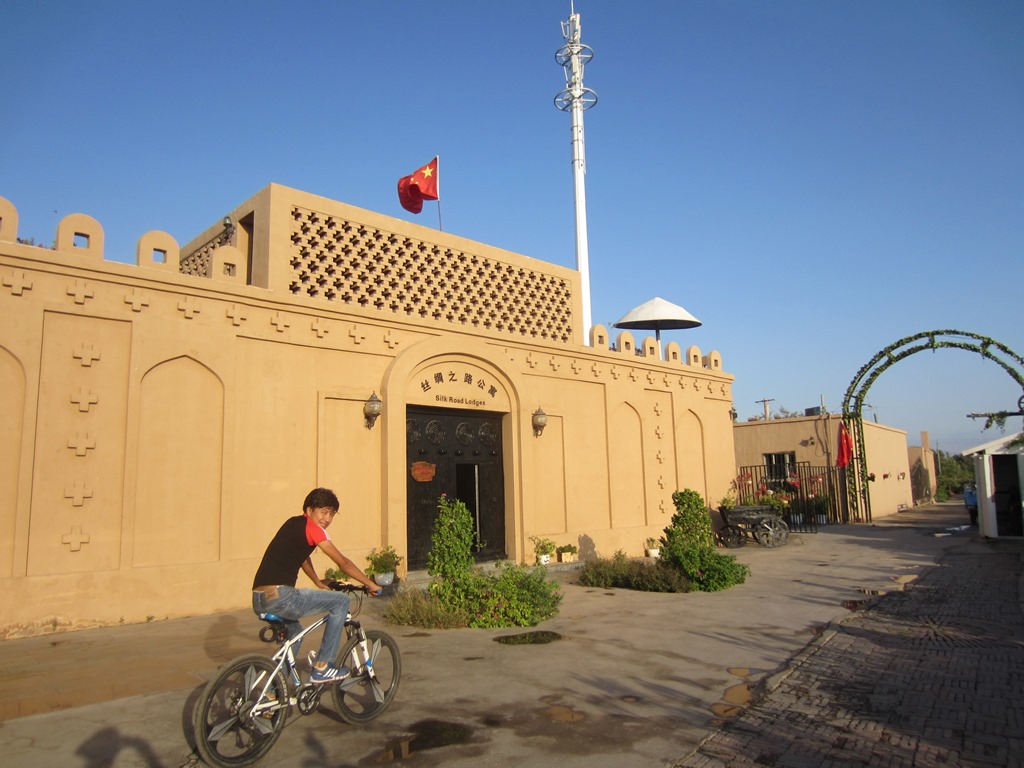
[192,654,289,768]
[332,629,401,723]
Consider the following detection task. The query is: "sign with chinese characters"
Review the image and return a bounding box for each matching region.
[407,361,511,411]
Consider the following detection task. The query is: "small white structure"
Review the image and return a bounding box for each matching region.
[962,432,1024,538]
[614,297,702,358]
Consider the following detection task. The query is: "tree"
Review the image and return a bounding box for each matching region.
[935,451,975,500]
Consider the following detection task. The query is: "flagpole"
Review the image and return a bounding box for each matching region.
[435,155,443,230]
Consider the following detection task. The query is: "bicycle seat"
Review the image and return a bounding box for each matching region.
[258,614,291,644]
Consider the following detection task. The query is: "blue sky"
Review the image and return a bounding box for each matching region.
[3,0,1022,455]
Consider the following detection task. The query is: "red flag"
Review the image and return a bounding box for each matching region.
[837,422,853,468]
[397,157,439,213]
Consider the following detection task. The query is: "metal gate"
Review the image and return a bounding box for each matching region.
[736,462,854,532]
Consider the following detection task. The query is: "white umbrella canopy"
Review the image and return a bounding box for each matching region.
[613,296,702,342]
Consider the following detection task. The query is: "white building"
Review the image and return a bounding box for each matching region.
[962,433,1024,538]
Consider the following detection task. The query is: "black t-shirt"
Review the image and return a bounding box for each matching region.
[252,515,328,588]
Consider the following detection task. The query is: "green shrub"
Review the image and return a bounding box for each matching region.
[383,587,471,628]
[387,564,562,629]
[427,495,475,582]
[666,489,716,550]
[661,540,750,592]
[660,488,750,592]
[464,563,562,628]
[578,555,692,593]
[396,495,563,629]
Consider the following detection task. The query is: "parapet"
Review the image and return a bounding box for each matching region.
[0,191,726,372]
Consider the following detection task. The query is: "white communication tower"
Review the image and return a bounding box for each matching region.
[555,4,598,345]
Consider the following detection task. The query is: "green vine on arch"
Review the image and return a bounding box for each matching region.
[841,329,1024,521]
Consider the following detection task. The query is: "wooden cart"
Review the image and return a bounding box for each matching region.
[719,505,790,548]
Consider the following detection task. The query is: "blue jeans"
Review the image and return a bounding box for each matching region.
[252,586,350,664]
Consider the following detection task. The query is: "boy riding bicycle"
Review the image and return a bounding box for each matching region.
[252,487,381,683]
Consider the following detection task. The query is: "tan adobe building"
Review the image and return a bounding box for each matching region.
[0,185,735,635]
[732,413,914,522]
[906,432,938,506]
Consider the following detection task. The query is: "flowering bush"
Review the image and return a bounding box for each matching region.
[753,491,791,513]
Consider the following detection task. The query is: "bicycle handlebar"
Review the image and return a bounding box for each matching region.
[326,580,374,594]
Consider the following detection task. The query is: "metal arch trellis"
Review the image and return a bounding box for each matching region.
[840,329,1024,522]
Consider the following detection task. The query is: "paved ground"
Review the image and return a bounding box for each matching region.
[0,502,1019,768]
[676,519,1024,768]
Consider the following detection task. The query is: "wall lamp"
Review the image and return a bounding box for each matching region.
[364,392,383,429]
[532,407,548,437]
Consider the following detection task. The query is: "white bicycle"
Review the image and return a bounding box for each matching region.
[192,583,401,767]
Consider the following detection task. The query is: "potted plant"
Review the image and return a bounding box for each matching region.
[645,537,661,558]
[530,536,556,565]
[365,545,403,586]
[556,543,578,563]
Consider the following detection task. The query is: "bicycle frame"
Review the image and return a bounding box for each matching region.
[251,607,378,718]
[194,584,399,767]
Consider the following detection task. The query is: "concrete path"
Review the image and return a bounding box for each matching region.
[1,502,1017,768]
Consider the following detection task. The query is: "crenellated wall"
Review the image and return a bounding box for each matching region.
[0,187,735,637]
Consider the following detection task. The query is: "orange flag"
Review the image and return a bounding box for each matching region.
[397,157,439,213]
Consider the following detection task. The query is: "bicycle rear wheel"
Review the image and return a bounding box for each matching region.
[193,654,289,767]
[332,629,401,723]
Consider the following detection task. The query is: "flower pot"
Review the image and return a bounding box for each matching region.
[537,554,552,565]
[557,551,576,563]
[373,572,395,586]
[645,548,660,559]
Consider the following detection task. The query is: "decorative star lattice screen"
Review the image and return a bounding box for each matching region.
[286,206,574,343]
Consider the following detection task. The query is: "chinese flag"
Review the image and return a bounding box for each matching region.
[837,422,853,468]
[397,157,440,213]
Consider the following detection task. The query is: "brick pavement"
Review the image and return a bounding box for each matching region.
[675,538,1024,768]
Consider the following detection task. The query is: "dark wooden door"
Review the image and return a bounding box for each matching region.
[406,407,505,569]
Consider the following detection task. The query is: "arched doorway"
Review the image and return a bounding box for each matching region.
[387,349,519,570]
